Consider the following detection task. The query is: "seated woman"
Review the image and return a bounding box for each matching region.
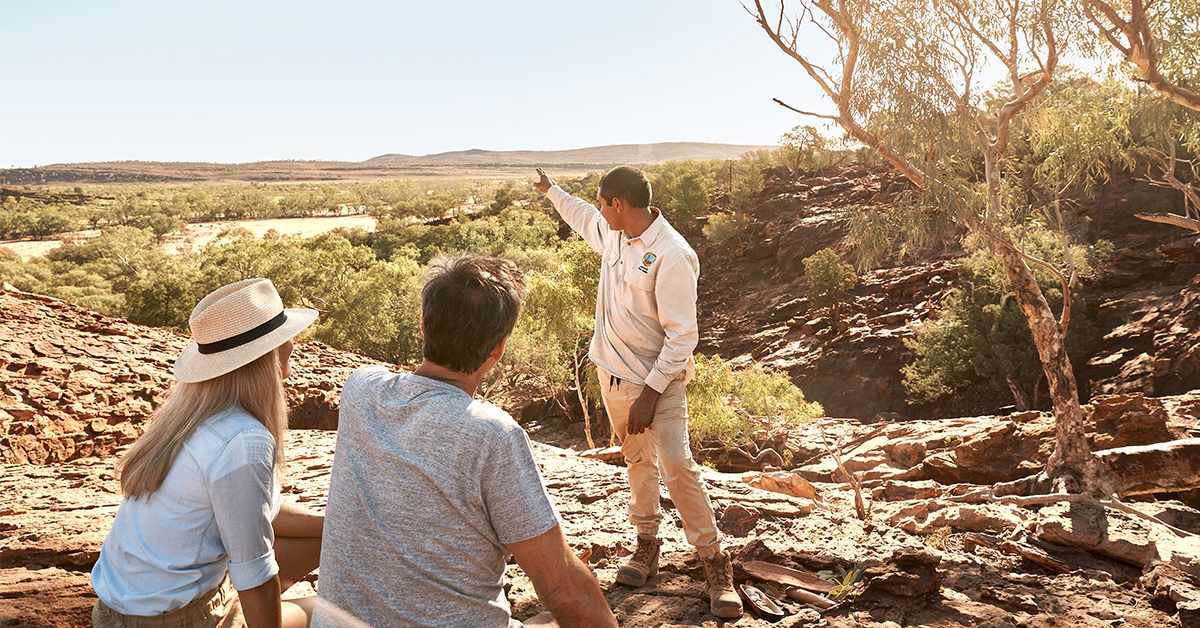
[91,278,323,628]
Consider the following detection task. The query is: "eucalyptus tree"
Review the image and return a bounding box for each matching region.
[749,0,1113,495]
[1083,0,1200,231]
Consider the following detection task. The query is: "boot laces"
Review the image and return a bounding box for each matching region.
[632,537,658,564]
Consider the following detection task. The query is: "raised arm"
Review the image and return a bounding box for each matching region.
[533,168,607,252]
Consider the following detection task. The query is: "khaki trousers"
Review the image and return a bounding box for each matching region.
[599,368,721,554]
[92,576,245,628]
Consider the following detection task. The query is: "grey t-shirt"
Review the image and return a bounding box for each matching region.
[312,367,561,628]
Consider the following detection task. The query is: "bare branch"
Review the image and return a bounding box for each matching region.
[947,0,1007,65]
[753,0,840,103]
[962,532,1071,573]
[752,0,929,188]
[773,98,840,121]
[1051,188,1076,330]
[1135,212,1200,232]
[816,420,869,519]
[1138,144,1200,221]
[1084,0,1200,111]
[1083,0,1132,54]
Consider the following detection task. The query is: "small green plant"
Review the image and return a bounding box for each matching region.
[802,248,856,323]
[817,564,864,602]
[702,212,745,242]
[925,526,953,550]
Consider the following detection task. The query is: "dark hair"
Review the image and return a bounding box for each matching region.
[421,254,528,374]
[599,165,651,208]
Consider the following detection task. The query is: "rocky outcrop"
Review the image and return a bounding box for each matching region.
[5,429,1194,628]
[767,391,1200,493]
[698,166,1200,421]
[0,285,380,464]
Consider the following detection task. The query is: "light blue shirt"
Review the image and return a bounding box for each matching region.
[91,408,282,616]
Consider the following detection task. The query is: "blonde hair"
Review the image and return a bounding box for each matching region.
[119,346,289,499]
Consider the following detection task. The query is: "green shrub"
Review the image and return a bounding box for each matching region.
[497,237,601,395]
[646,160,714,222]
[688,355,822,446]
[803,248,857,321]
[702,212,746,242]
[902,224,1107,407]
[310,257,424,364]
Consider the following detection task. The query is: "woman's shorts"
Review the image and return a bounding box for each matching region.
[92,576,245,628]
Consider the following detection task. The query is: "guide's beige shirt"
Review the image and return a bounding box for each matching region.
[548,186,698,393]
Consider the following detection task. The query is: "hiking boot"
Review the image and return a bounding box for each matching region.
[616,535,661,587]
[702,550,743,618]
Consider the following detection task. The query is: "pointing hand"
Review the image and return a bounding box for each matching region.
[533,168,554,194]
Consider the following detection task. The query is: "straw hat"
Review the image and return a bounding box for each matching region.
[173,278,318,383]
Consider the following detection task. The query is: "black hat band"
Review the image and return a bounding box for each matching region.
[196,311,289,355]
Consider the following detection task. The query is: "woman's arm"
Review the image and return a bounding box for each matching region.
[272,501,324,538]
[272,501,323,592]
[238,574,283,628]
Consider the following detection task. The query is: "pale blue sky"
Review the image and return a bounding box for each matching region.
[0,1,835,167]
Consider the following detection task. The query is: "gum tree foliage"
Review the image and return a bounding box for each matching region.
[0,226,162,313]
[780,125,827,175]
[498,237,601,397]
[0,198,79,240]
[486,187,515,217]
[750,0,1127,495]
[1082,0,1200,230]
[310,256,425,365]
[645,161,715,222]
[713,151,774,212]
[903,227,1111,409]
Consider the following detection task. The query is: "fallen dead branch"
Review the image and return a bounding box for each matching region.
[816,420,870,520]
[962,532,1071,574]
[949,490,1195,538]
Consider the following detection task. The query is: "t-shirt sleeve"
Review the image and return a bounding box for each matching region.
[207,428,279,591]
[480,423,561,546]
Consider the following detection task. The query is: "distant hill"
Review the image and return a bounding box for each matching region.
[363,142,776,167]
[1,142,777,186]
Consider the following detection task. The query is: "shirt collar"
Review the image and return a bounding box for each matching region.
[627,208,665,246]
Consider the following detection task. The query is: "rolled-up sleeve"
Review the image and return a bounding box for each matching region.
[645,253,700,393]
[207,430,279,591]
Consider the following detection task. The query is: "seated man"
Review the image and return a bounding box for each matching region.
[312,254,617,628]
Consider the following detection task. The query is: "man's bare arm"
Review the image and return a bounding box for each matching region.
[508,525,618,628]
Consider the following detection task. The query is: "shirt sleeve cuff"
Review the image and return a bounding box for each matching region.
[227,548,279,591]
[644,369,673,394]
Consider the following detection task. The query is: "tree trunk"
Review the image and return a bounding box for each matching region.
[1136,212,1200,233]
[982,150,1114,497]
[1005,374,1030,412]
[988,241,1113,496]
[1096,438,1200,497]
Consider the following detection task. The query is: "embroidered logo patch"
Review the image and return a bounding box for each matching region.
[642,252,657,266]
